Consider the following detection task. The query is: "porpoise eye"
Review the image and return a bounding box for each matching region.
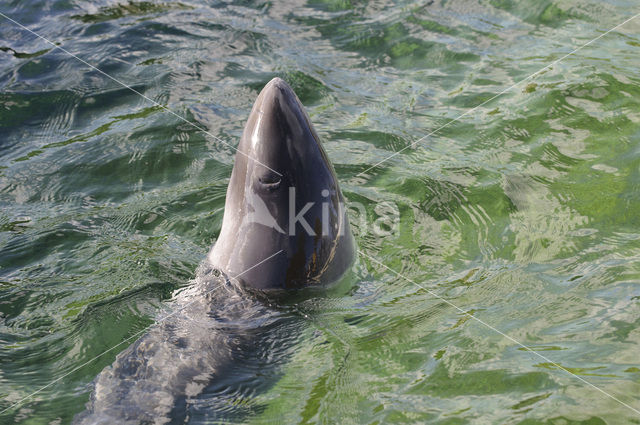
[258,173,282,191]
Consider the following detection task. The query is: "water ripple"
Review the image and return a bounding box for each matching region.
[2,0,640,423]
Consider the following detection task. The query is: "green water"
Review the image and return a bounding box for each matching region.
[1,0,640,423]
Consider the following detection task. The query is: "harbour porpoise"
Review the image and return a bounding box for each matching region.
[210,77,354,289]
[73,78,354,424]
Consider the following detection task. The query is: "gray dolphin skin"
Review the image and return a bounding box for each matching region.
[209,77,354,290]
[74,78,355,424]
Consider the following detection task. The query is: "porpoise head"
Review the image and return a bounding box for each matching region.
[209,78,354,290]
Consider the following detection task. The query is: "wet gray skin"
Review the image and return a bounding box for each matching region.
[74,78,355,424]
[209,77,354,290]
[73,274,295,425]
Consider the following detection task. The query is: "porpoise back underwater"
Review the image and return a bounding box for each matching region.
[73,78,355,424]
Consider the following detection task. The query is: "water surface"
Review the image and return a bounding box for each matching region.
[1,0,640,423]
